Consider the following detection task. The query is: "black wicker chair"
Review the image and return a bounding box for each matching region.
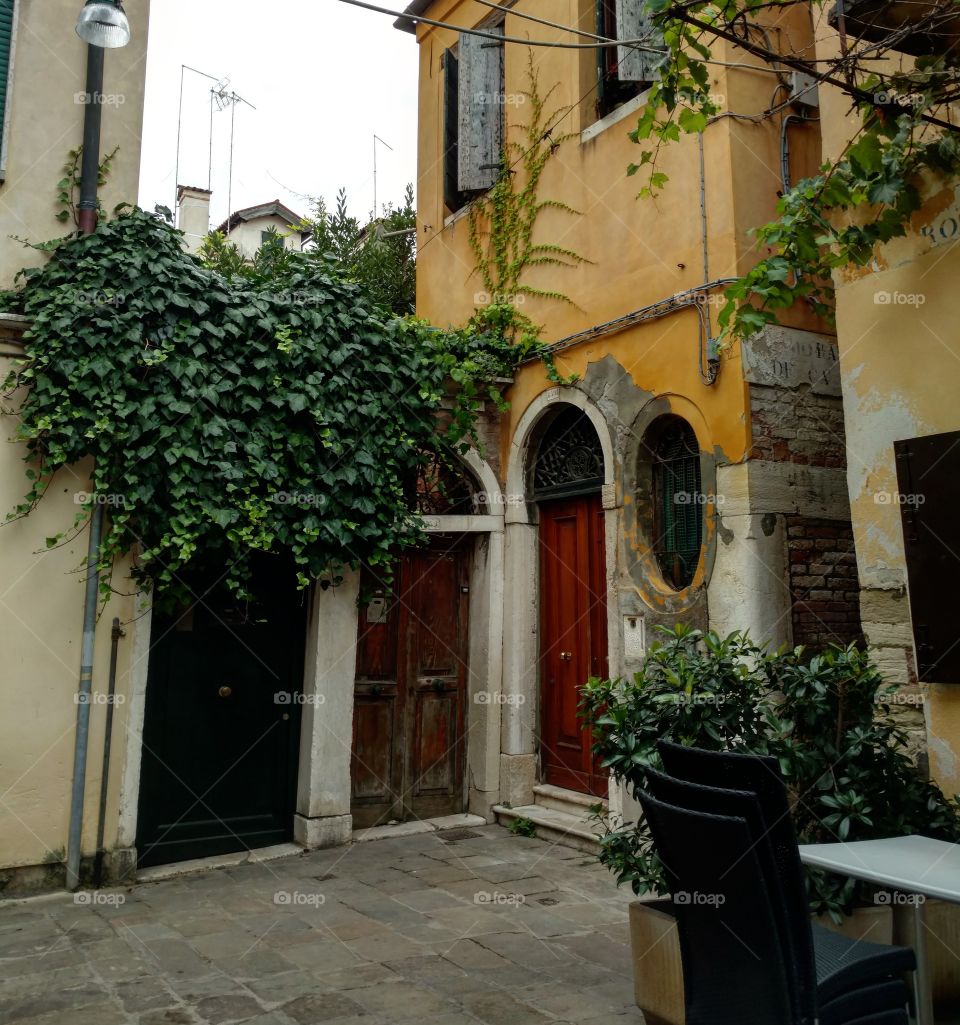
[638,788,912,1025]
[645,767,911,1025]
[638,790,796,1025]
[655,741,915,1022]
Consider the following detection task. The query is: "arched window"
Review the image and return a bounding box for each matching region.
[532,406,604,501]
[652,417,703,590]
[413,449,486,515]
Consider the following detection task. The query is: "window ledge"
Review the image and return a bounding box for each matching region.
[443,202,474,230]
[581,90,650,144]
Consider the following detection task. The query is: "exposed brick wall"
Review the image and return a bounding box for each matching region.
[787,516,863,650]
[749,384,846,467]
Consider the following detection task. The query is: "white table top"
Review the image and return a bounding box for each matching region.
[798,834,960,904]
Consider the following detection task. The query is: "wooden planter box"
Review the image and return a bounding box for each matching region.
[630,898,960,1023]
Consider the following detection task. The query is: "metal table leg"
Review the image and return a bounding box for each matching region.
[912,897,934,1025]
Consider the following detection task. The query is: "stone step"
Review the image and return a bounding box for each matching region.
[533,783,608,817]
[493,803,605,854]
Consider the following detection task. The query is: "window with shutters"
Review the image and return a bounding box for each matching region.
[595,0,662,120]
[651,417,703,590]
[0,0,16,181]
[442,19,504,215]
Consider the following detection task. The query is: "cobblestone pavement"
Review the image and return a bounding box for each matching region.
[0,826,646,1025]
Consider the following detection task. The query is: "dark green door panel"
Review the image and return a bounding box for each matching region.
[136,563,307,867]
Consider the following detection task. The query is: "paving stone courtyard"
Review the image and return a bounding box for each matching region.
[0,825,646,1025]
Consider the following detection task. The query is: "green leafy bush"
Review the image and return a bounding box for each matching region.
[0,207,541,606]
[580,625,960,918]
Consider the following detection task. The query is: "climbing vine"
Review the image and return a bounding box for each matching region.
[467,52,587,362]
[0,207,526,606]
[54,146,119,227]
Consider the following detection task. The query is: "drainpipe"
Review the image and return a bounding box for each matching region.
[76,43,104,236]
[698,131,720,383]
[66,40,107,893]
[92,617,123,888]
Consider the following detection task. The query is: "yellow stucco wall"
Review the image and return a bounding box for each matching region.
[410,0,823,477]
[816,27,960,795]
[0,0,149,880]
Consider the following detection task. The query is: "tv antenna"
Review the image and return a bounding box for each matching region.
[373,134,393,219]
[211,83,257,226]
[172,65,256,227]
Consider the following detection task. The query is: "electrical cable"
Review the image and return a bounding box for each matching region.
[334,0,666,51]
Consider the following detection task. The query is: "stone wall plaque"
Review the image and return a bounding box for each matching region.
[741,325,841,396]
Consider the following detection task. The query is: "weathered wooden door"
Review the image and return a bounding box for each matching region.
[137,564,306,867]
[539,494,609,796]
[351,542,469,827]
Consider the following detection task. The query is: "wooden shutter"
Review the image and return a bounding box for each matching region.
[616,0,660,83]
[457,26,503,193]
[894,430,960,683]
[442,50,462,213]
[0,0,14,166]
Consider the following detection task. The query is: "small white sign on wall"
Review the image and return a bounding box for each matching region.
[624,615,646,661]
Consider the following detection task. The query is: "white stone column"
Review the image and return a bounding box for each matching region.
[708,510,792,649]
[294,569,360,848]
[500,515,539,806]
[466,531,504,819]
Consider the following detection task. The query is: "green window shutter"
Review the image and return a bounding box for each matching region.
[655,419,703,589]
[0,0,13,156]
[442,49,462,213]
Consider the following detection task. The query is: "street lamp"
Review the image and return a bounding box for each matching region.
[76,0,131,49]
[66,0,131,895]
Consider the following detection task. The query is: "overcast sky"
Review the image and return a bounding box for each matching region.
[137,0,419,228]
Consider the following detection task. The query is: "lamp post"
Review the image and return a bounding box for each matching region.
[65,0,131,893]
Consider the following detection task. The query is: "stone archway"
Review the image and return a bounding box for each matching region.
[500,388,618,807]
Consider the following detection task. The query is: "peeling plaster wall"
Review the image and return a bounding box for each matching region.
[817,25,960,792]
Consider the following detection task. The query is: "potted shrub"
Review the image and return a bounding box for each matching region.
[580,626,960,1024]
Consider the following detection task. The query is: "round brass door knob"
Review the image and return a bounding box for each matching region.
[218,685,233,698]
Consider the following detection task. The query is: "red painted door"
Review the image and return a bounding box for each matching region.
[351,543,469,827]
[539,494,609,796]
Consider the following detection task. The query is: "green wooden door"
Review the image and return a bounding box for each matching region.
[136,563,307,867]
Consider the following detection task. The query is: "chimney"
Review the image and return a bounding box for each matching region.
[177,185,212,253]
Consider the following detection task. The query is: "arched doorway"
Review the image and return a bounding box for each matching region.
[532,406,609,796]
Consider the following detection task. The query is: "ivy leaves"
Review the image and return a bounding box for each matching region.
[2,207,519,606]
